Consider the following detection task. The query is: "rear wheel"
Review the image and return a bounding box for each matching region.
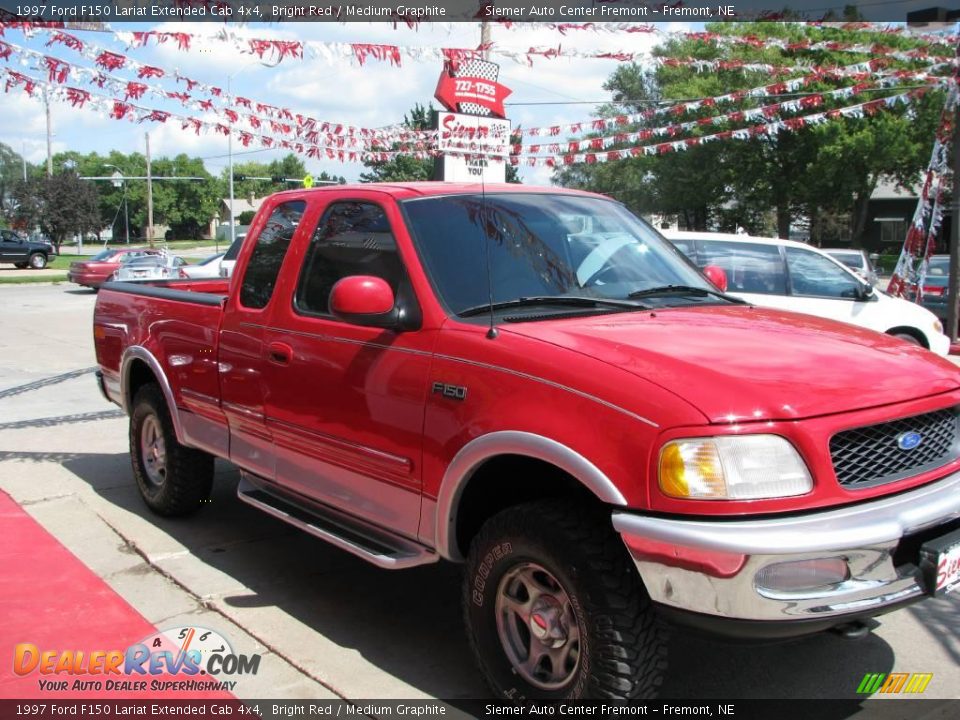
[129,383,214,516]
[463,500,667,700]
[28,253,47,269]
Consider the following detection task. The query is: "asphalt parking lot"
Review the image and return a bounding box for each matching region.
[1,282,958,705]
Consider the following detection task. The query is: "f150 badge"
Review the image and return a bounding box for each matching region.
[432,382,468,401]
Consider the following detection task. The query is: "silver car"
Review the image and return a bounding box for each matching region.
[112,254,187,282]
[823,248,880,286]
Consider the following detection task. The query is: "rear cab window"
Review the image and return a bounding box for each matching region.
[239,200,306,310]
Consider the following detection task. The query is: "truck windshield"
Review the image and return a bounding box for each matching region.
[402,193,717,317]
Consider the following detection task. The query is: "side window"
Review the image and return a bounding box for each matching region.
[697,241,787,295]
[294,202,404,317]
[786,247,862,299]
[239,200,305,309]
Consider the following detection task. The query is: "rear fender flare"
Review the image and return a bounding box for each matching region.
[121,345,185,444]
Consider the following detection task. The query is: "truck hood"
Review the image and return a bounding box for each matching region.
[502,305,960,423]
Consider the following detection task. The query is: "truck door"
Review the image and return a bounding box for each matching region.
[219,199,307,481]
[262,196,431,539]
[0,231,26,263]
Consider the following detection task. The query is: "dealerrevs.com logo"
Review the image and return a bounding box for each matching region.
[13,626,261,693]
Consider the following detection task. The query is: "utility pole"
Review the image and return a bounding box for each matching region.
[481,21,491,61]
[44,89,52,176]
[145,133,154,247]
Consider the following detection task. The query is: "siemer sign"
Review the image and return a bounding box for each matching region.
[434,59,512,183]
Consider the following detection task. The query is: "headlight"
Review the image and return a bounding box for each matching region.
[934,320,943,335]
[659,435,812,500]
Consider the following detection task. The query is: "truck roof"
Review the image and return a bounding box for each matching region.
[270,182,609,202]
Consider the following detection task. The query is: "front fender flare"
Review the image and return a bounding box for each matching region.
[434,431,627,561]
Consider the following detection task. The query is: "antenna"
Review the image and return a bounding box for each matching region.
[480,113,498,340]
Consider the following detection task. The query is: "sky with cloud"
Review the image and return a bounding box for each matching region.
[0,21,700,186]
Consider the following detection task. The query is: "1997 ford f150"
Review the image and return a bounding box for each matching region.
[93,183,960,699]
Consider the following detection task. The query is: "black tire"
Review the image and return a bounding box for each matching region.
[129,383,214,516]
[463,500,667,700]
[14,262,27,269]
[28,253,47,269]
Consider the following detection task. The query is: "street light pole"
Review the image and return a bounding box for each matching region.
[145,132,154,246]
[106,164,130,244]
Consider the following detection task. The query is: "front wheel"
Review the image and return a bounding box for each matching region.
[129,383,214,516]
[28,253,47,269]
[463,501,667,700]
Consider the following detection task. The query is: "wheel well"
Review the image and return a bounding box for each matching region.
[886,326,928,349]
[126,359,159,409]
[453,454,603,559]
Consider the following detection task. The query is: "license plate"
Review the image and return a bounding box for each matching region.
[920,528,960,596]
[133,271,147,277]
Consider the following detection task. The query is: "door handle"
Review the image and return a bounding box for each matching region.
[267,342,293,365]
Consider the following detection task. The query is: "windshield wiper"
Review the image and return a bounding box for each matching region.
[458,296,647,318]
[627,284,742,302]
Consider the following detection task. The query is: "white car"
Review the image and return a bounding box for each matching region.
[664,231,950,356]
[180,252,225,279]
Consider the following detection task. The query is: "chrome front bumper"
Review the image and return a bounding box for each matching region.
[613,471,960,625]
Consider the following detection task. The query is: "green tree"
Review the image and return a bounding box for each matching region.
[12,171,100,251]
[554,22,943,242]
[0,143,31,224]
[147,154,220,240]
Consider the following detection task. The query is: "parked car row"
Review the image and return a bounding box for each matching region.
[664,231,949,356]
[0,229,56,269]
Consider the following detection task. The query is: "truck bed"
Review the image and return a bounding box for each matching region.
[94,279,228,439]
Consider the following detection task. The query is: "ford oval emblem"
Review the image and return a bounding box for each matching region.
[896,432,923,451]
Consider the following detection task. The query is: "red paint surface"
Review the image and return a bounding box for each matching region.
[0,491,232,700]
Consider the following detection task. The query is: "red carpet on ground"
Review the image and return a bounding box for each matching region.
[0,490,234,700]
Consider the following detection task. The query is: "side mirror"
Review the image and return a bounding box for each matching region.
[857,283,875,301]
[702,265,728,293]
[329,276,398,328]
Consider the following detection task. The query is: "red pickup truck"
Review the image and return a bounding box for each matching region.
[93,183,960,699]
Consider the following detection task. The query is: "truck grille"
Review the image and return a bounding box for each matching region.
[830,408,959,489]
